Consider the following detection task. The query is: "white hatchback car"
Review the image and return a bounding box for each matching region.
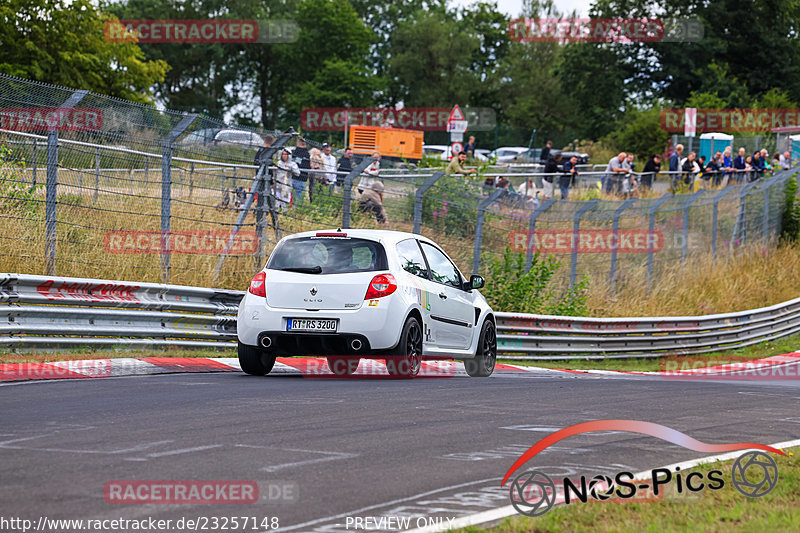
[237,229,497,378]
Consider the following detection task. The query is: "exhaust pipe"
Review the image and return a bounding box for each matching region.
[260,336,272,348]
[350,339,362,351]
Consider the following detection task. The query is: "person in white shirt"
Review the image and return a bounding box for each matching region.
[273,148,299,209]
[516,177,539,208]
[359,151,382,193]
[320,143,337,187]
[780,151,791,171]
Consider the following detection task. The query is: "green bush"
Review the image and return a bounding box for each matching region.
[781,175,800,242]
[404,175,480,237]
[483,247,589,316]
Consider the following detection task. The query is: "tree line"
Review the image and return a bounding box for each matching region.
[2,0,799,154]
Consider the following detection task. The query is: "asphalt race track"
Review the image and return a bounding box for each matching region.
[2,366,800,532]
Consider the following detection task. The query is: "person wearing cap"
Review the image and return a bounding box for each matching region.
[273,148,299,209]
[320,143,337,189]
[358,181,388,224]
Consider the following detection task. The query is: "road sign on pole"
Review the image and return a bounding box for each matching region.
[448,105,465,122]
[451,142,463,156]
[448,105,468,145]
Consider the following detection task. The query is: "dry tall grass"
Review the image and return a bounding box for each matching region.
[588,241,800,317]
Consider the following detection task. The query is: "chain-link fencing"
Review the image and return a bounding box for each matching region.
[1,74,796,292]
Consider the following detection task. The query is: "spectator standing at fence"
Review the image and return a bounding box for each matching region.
[780,151,791,170]
[744,155,754,181]
[543,150,563,199]
[668,144,683,191]
[359,151,381,193]
[733,147,747,183]
[622,153,637,196]
[641,154,661,191]
[337,147,354,187]
[446,151,477,176]
[516,177,538,208]
[561,155,578,200]
[308,147,324,203]
[682,151,699,188]
[464,136,476,160]
[539,140,552,165]
[292,138,311,204]
[273,148,299,210]
[604,152,627,194]
[358,181,388,224]
[721,147,733,187]
[320,143,337,190]
[752,150,765,179]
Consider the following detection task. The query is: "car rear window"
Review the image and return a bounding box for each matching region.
[267,237,388,274]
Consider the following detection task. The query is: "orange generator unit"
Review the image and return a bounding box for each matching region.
[348,125,424,162]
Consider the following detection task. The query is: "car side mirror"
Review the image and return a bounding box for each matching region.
[468,275,485,290]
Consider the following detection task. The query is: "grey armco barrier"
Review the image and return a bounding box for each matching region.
[2,273,800,359]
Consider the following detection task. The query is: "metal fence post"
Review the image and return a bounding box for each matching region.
[160,114,197,283]
[254,173,267,271]
[94,147,100,203]
[731,181,759,251]
[680,190,704,264]
[525,198,557,270]
[647,194,673,291]
[213,129,294,283]
[44,131,58,275]
[711,186,734,261]
[472,188,507,276]
[44,89,89,275]
[31,139,37,186]
[341,157,376,229]
[570,199,599,288]
[762,178,776,242]
[413,171,445,234]
[609,197,636,291]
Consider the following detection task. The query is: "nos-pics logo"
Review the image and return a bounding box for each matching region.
[503,420,783,516]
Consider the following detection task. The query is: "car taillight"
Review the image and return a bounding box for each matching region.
[364,273,397,300]
[248,271,266,297]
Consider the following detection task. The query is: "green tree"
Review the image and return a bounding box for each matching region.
[0,0,166,103]
[603,107,669,161]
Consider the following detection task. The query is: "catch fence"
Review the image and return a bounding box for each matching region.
[0,74,796,293]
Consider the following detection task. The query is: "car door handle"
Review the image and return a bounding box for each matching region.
[438,292,447,299]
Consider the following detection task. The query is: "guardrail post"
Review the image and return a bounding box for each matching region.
[711,186,734,261]
[609,197,636,291]
[472,188,507,276]
[570,199,599,288]
[647,194,673,291]
[160,113,197,283]
[44,89,89,275]
[341,157,376,229]
[525,198,557,271]
[413,171,445,234]
[213,129,294,283]
[680,190,704,264]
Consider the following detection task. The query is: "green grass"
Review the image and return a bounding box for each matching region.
[500,332,800,372]
[458,447,800,533]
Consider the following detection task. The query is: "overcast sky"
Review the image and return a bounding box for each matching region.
[450,0,593,17]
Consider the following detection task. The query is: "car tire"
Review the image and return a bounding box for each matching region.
[238,341,276,376]
[385,316,423,378]
[327,356,360,376]
[465,320,496,378]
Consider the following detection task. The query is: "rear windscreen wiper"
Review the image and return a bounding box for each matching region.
[280,266,323,274]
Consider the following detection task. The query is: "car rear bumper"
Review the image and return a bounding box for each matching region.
[255,331,372,356]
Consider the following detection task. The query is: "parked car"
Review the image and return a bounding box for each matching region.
[178,128,265,149]
[487,146,530,163]
[422,144,488,162]
[237,229,497,378]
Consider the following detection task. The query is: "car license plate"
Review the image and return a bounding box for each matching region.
[286,318,338,332]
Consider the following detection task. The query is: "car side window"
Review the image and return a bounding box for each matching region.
[419,242,461,288]
[396,239,428,279]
